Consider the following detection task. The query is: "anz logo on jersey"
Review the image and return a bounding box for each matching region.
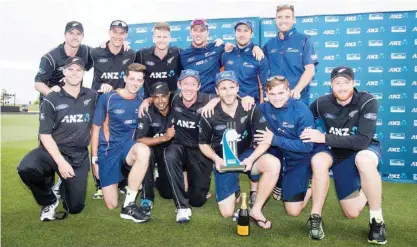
[328,126,357,136]
[176,119,196,128]
[61,113,90,123]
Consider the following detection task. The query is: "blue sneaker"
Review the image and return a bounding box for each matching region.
[140,199,153,216]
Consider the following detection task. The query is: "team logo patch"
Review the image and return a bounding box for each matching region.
[215,125,227,131]
[56,104,69,110]
[240,116,248,123]
[324,113,336,119]
[113,109,125,114]
[243,62,255,68]
[138,123,144,129]
[38,68,45,75]
[150,123,161,127]
[364,113,377,120]
[349,110,358,117]
[259,116,266,123]
[98,58,108,63]
[167,57,175,64]
[187,57,196,63]
[196,107,203,114]
[145,61,155,66]
[122,59,130,65]
[40,113,45,120]
[83,99,91,106]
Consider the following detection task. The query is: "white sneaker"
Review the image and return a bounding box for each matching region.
[176,208,192,223]
[51,178,62,200]
[40,199,59,221]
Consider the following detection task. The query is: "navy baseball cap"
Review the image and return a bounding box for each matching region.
[178,69,200,82]
[110,20,128,33]
[215,71,238,85]
[65,56,85,70]
[331,66,354,81]
[65,21,84,33]
[151,81,170,95]
[234,20,253,31]
[190,19,208,30]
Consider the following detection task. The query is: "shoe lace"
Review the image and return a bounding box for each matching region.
[41,205,53,213]
[309,215,322,231]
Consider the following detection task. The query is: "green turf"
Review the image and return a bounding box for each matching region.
[1,115,416,247]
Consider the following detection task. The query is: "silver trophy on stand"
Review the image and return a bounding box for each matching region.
[220,121,245,172]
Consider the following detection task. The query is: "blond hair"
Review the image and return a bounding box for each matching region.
[126,63,146,77]
[153,22,171,32]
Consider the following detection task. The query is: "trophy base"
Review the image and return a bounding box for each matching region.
[219,166,246,172]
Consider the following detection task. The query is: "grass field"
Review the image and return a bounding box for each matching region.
[1,114,416,247]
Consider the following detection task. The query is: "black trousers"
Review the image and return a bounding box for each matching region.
[164,143,212,209]
[141,146,173,201]
[17,146,89,214]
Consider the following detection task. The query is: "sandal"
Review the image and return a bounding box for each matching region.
[250,216,272,229]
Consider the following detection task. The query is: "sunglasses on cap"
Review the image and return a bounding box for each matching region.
[276,4,294,11]
[111,20,128,27]
[267,75,287,82]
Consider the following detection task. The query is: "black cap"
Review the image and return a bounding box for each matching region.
[110,20,128,33]
[151,81,170,95]
[65,56,85,70]
[331,66,354,81]
[65,21,84,33]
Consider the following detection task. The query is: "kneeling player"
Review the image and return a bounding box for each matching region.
[91,63,150,223]
[256,76,326,217]
[199,71,280,229]
[300,67,386,244]
[18,57,96,221]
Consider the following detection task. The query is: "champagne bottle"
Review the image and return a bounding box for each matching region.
[237,193,250,236]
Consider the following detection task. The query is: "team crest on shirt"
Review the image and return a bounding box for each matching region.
[122,59,131,65]
[227,60,234,65]
[324,113,336,119]
[145,61,155,66]
[259,116,266,123]
[244,47,250,52]
[196,107,204,114]
[150,123,161,127]
[167,57,175,64]
[113,109,125,114]
[240,115,248,123]
[205,51,216,57]
[83,99,91,106]
[282,121,295,128]
[287,48,299,53]
[38,68,45,75]
[138,123,144,129]
[56,104,69,110]
[98,58,108,63]
[243,62,255,68]
[348,110,358,117]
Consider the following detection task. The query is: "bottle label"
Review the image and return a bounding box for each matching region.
[237,225,249,236]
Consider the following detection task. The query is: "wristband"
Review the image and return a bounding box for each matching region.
[92,156,98,164]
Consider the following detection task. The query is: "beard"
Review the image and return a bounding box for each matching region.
[333,88,354,101]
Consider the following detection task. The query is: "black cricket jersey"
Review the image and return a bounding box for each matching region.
[310,89,379,160]
[90,42,136,91]
[35,43,93,87]
[135,46,182,97]
[171,92,215,148]
[199,102,268,157]
[39,87,97,148]
[135,105,175,149]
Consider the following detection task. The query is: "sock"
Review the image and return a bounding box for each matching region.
[123,187,138,208]
[370,209,383,223]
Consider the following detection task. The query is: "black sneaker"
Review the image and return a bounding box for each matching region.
[368,218,387,245]
[120,202,150,223]
[307,214,325,240]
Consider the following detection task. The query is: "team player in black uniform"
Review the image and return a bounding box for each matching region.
[300,67,386,244]
[163,69,218,223]
[135,81,175,212]
[90,20,136,92]
[89,20,136,198]
[135,22,181,97]
[199,71,280,229]
[18,57,97,221]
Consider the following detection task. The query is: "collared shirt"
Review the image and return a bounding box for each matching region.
[199,101,268,157]
[93,90,143,152]
[90,42,136,91]
[135,46,182,97]
[310,89,379,160]
[222,42,270,102]
[135,105,175,149]
[170,92,215,147]
[263,28,318,101]
[39,87,97,148]
[35,43,93,87]
[260,98,315,161]
[180,43,224,94]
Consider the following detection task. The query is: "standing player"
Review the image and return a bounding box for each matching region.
[135,22,181,97]
[18,57,96,221]
[255,76,324,218]
[222,19,270,104]
[180,19,264,94]
[135,81,175,211]
[300,67,386,244]
[91,63,151,223]
[90,20,136,93]
[263,4,318,105]
[163,69,218,223]
[89,20,136,198]
[199,71,280,229]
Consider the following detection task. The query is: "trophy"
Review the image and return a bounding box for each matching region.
[220,121,245,172]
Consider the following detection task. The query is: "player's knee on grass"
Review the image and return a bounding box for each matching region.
[355,150,379,173]
[218,194,236,218]
[311,152,332,173]
[66,203,85,214]
[189,192,207,208]
[340,190,362,219]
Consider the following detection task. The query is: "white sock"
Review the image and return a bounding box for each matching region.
[370,209,383,223]
[123,187,138,208]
